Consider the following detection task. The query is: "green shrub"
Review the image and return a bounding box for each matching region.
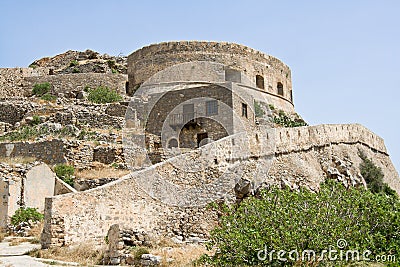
[111,68,119,74]
[40,93,57,101]
[87,86,123,104]
[203,180,400,266]
[11,207,44,226]
[72,67,80,73]
[32,82,51,96]
[268,104,275,110]
[133,247,150,261]
[54,164,75,187]
[29,63,38,69]
[273,110,308,127]
[359,150,396,196]
[107,60,116,68]
[69,60,79,67]
[31,115,41,126]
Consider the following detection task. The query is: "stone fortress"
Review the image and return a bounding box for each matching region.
[0,41,399,255]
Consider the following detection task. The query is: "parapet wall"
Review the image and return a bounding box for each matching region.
[41,123,399,247]
[275,124,387,155]
[128,41,293,108]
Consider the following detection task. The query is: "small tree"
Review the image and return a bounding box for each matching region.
[32,82,51,96]
[87,86,123,104]
[11,207,44,226]
[359,150,396,196]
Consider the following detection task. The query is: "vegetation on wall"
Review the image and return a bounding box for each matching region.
[32,82,51,96]
[200,180,400,266]
[273,110,308,127]
[87,86,123,104]
[0,125,93,142]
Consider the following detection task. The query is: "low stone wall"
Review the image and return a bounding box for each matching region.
[0,138,124,169]
[41,123,400,248]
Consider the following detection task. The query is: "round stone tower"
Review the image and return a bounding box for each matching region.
[128,41,294,112]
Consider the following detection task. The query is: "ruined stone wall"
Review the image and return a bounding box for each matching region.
[128,41,293,111]
[0,138,124,169]
[24,73,127,96]
[0,140,66,165]
[0,162,70,227]
[42,123,400,247]
[0,68,50,98]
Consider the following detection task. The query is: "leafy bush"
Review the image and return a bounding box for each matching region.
[87,86,123,104]
[359,150,396,196]
[69,60,79,67]
[31,115,41,126]
[203,180,400,266]
[273,110,308,127]
[133,247,150,261]
[11,207,44,226]
[72,67,80,73]
[32,82,51,96]
[107,60,116,68]
[40,93,57,101]
[54,164,75,187]
[29,63,38,69]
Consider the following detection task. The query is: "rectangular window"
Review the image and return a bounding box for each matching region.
[183,104,194,121]
[242,103,248,118]
[206,100,218,115]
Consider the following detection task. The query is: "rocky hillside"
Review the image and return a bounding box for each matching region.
[29,49,127,75]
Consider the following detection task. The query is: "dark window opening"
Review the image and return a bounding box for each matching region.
[242,103,248,118]
[277,82,284,96]
[256,75,264,89]
[49,69,54,75]
[197,132,208,147]
[125,82,129,94]
[206,100,218,115]
[168,138,178,148]
[290,90,293,102]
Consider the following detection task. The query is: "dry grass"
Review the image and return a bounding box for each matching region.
[29,221,43,241]
[75,165,130,180]
[8,237,33,246]
[150,244,211,267]
[0,232,5,242]
[29,243,106,266]
[0,156,37,165]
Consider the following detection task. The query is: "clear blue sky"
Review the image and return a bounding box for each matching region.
[0,0,399,173]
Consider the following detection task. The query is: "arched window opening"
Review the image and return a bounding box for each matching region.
[256,75,264,89]
[277,82,284,96]
[168,138,178,148]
